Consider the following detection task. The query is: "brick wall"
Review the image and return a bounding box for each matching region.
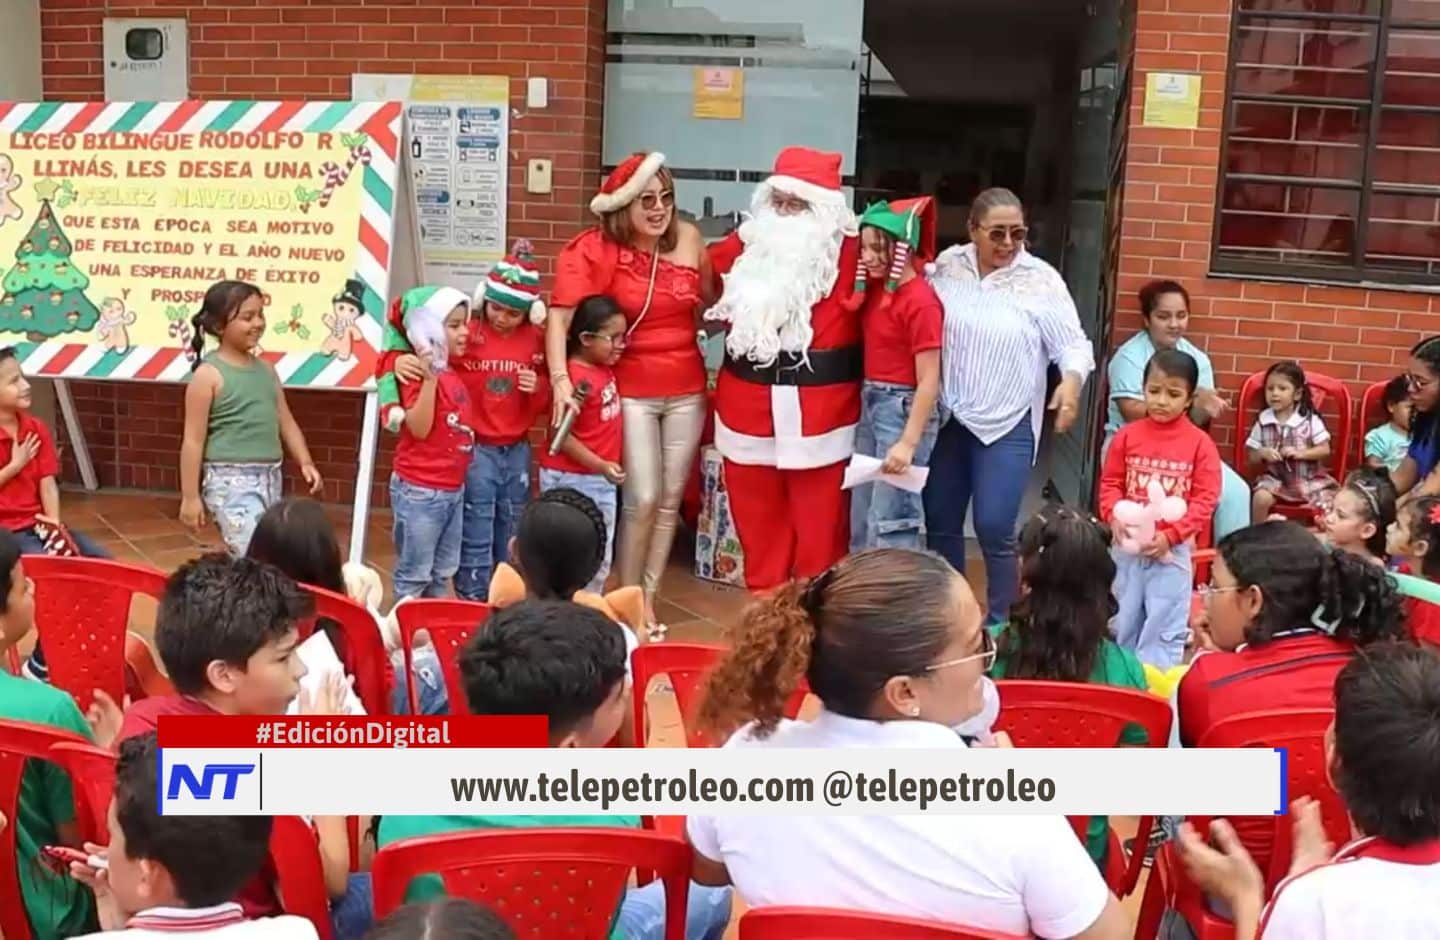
[38,0,607,506]
[1115,0,1438,462]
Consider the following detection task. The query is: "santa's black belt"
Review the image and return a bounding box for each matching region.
[724,346,863,387]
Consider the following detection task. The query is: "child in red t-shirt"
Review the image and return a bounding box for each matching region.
[389,286,475,600]
[540,295,626,593]
[850,199,942,551]
[1386,496,1440,646]
[1100,348,1221,667]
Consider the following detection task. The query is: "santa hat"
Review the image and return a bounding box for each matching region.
[479,238,547,325]
[376,285,469,432]
[590,152,666,216]
[766,146,850,215]
[854,196,938,300]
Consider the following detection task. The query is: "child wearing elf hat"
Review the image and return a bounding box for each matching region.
[383,240,549,600]
[387,285,475,600]
[850,196,944,551]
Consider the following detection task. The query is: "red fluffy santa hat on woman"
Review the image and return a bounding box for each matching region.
[590,151,667,216]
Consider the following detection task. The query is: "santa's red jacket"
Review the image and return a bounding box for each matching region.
[707,231,863,469]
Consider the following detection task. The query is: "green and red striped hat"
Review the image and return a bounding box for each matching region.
[478,238,547,325]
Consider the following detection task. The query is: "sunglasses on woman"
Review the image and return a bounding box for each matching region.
[638,190,675,211]
[976,225,1028,246]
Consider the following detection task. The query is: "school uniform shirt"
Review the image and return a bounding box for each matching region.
[393,371,475,491]
[0,669,97,937]
[1098,415,1222,545]
[0,410,59,531]
[1176,631,1355,875]
[1258,836,1440,939]
[686,709,1109,938]
[862,276,943,386]
[117,697,282,920]
[74,903,318,939]
[1364,423,1410,473]
[539,360,621,474]
[455,318,546,446]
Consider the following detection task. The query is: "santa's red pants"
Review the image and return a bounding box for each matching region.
[723,459,849,591]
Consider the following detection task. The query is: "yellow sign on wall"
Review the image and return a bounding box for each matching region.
[1142,72,1203,129]
[693,67,744,120]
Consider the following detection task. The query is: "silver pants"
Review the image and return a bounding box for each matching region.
[616,392,707,600]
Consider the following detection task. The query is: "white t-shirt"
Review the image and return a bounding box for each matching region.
[1260,836,1440,939]
[75,904,319,939]
[686,709,1108,939]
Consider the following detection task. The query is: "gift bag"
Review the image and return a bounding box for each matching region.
[694,445,745,586]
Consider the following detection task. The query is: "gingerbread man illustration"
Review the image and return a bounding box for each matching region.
[96,297,136,353]
[0,156,23,227]
[321,277,365,361]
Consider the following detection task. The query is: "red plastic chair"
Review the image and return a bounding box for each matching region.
[270,814,334,940]
[298,584,393,716]
[1358,380,1390,464]
[48,740,116,845]
[372,828,691,940]
[1134,708,1348,940]
[0,718,92,940]
[124,632,173,700]
[993,680,1173,897]
[393,599,491,715]
[632,642,810,748]
[26,556,167,714]
[1232,370,1353,523]
[739,907,1028,939]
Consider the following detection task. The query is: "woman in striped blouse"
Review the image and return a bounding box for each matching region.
[924,188,1095,623]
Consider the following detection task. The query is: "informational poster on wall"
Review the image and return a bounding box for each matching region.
[0,100,402,389]
[352,74,510,294]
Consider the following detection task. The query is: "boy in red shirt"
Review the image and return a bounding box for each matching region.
[541,295,625,594]
[387,286,475,600]
[0,346,108,681]
[1100,348,1220,667]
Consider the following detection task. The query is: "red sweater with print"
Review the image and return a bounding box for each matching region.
[1099,415,1222,545]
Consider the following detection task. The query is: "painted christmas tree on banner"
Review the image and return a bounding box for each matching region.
[0,179,100,339]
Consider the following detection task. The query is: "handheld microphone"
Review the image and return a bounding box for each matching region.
[549,379,592,456]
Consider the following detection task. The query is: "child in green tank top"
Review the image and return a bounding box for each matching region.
[180,281,322,555]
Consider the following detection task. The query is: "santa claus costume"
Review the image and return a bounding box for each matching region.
[706,147,863,590]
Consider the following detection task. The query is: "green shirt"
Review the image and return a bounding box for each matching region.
[377,812,642,939]
[200,352,282,463]
[990,625,1150,863]
[0,670,97,939]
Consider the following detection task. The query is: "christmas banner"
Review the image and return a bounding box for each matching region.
[0,101,403,389]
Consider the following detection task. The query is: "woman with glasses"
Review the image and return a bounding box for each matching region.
[687,548,1130,939]
[548,152,709,611]
[1177,521,1403,877]
[1104,279,1249,542]
[926,188,1095,625]
[1391,335,1440,505]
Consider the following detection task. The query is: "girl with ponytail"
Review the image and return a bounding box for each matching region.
[1180,520,1406,873]
[688,548,1129,938]
[180,280,322,555]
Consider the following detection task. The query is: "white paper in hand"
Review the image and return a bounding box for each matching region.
[285,630,366,716]
[841,453,930,494]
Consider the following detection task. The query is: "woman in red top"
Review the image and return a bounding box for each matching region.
[540,295,627,594]
[548,152,710,613]
[1182,520,1403,876]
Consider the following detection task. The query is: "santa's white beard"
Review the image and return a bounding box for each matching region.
[706,201,848,366]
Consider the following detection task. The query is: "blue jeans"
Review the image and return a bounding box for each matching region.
[15,524,109,679]
[329,872,373,940]
[923,417,1034,623]
[201,461,283,556]
[388,646,449,715]
[1112,542,1193,669]
[390,475,464,600]
[851,381,939,552]
[538,468,616,594]
[456,441,530,601]
[615,880,732,940]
